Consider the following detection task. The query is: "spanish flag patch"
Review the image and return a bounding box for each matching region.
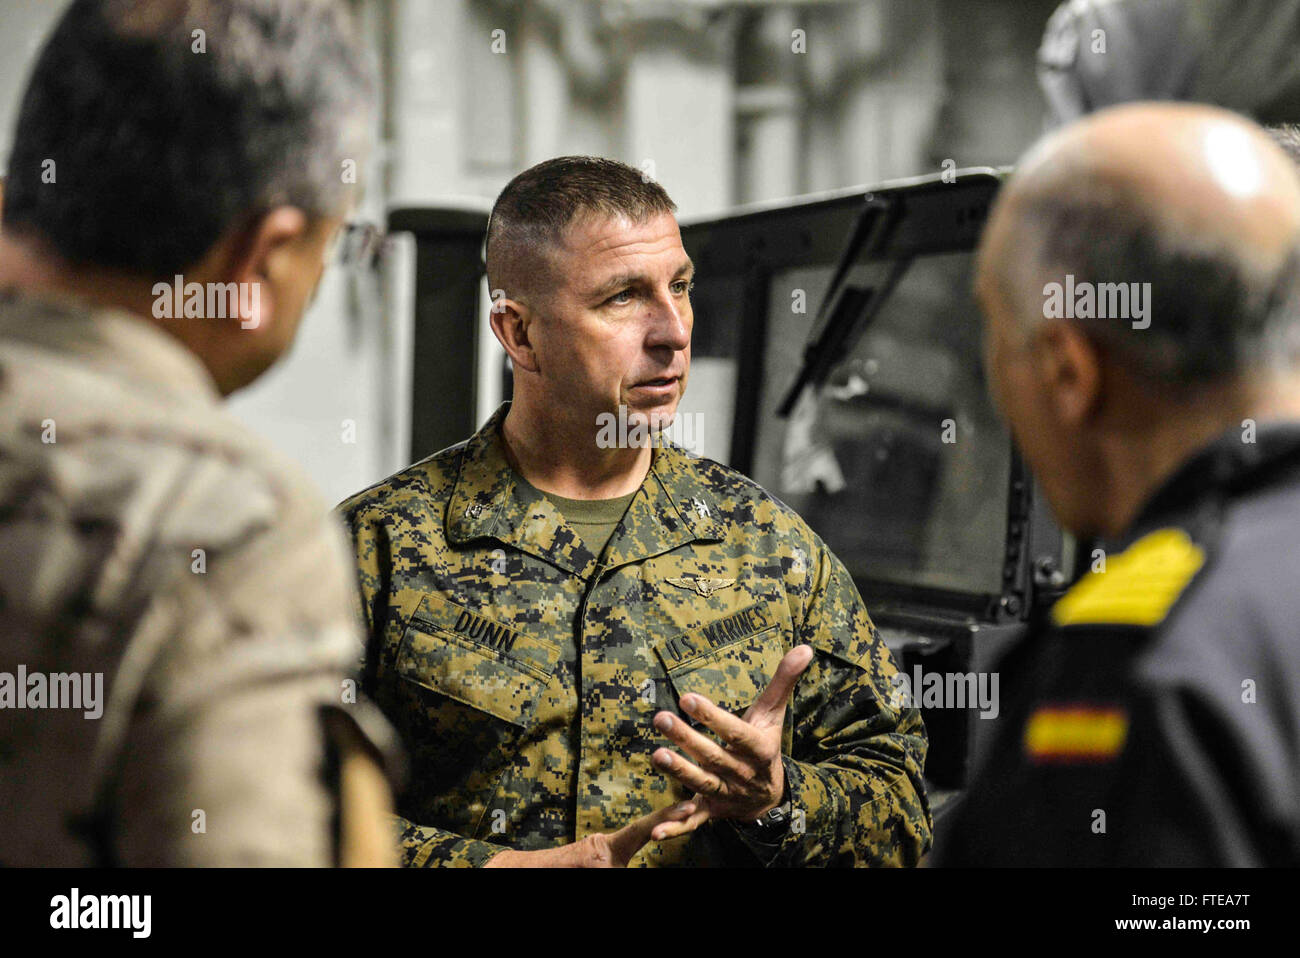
[1023,705,1129,763]
[1051,527,1205,628]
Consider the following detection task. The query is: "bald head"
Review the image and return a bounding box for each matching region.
[978,103,1300,538]
[979,102,1300,383]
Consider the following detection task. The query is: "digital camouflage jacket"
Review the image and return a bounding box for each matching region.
[337,403,931,867]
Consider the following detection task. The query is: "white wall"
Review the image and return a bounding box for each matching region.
[0,1,64,157]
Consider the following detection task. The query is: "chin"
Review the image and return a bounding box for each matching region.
[1043,485,1098,540]
[225,349,285,395]
[639,402,680,431]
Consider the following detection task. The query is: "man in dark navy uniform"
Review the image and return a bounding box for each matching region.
[941,102,1300,866]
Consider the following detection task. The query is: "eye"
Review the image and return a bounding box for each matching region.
[606,289,634,306]
[671,280,694,296]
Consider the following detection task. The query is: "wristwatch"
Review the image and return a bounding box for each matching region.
[736,783,793,841]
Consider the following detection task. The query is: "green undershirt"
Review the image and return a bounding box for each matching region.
[521,478,638,559]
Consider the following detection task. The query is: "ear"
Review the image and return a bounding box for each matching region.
[220,206,311,333]
[1036,321,1103,426]
[489,293,540,373]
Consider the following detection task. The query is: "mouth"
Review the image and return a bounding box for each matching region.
[634,375,679,390]
[630,376,680,400]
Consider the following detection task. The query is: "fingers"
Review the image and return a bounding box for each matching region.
[652,745,718,796]
[650,804,712,842]
[640,646,814,845]
[673,693,769,761]
[653,710,757,781]
[743,644,814,727]
[607,800,699,865]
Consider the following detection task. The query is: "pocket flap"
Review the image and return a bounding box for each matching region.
[654,603,787,714]
[396,594,561,727]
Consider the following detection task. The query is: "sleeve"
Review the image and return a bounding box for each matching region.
[394,816,510,867]
[934,622,1291,867]
[730,536,932,867]
[107,506,399,866]
[340,501,391,688]
[1109,683,1284,867]
[339,499,510,868]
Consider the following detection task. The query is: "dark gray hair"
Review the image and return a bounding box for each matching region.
[1,0,374,278]
[485,156,678,302]
[996,178,1300,384]
[1268,124,1300,166]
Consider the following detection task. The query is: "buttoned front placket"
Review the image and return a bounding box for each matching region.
[444,413,726,844]
[569,451,725,839]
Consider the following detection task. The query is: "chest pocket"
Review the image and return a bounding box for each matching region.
[396,593,561,727]
[654,601,788,715]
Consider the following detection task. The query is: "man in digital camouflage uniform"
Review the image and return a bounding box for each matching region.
[338,156,931,867]
[940,103,1300,866]
[0,0,397,866]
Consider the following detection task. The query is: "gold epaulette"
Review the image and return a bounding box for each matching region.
[1051,528,1205,628]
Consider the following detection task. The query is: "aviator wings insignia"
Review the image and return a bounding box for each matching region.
[665,576,737,597]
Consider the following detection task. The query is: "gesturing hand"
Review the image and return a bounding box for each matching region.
[648,644,814,841]
[483,800,701,867]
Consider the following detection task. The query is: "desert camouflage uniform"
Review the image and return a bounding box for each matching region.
[0,291,398,866]
[338,402,931,867]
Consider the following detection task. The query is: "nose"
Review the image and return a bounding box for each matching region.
[645,288,691,352]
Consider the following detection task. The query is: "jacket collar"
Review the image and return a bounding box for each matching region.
[1129,419,1300,539]
[446,403,725,579]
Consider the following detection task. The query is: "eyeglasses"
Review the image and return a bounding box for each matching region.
[329,220,385,268]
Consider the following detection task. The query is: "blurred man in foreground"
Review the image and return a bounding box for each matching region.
[0,0,396,866]
[942,102,1300,866]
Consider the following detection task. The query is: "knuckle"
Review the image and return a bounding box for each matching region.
[700,752,729,777]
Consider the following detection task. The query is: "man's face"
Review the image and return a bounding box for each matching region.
[528,211,693,434]
[977,254,1094,535]
[260,214,341,368]
[224,213,341,393]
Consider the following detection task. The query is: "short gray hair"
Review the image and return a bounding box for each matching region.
[2,0,374,278]
[485,156,678,302]
[1268,124,1300,166]
[995,178,1300,384]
